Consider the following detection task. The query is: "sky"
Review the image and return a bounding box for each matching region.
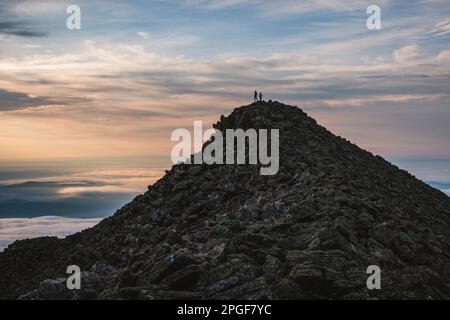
[0,0,449,249]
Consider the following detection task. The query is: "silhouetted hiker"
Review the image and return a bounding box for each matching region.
[254,90,258,102]
[259,92,263,101]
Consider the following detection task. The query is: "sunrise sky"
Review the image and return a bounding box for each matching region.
[0,0,449,248]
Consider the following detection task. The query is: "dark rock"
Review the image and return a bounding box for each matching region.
[263,255,283,283]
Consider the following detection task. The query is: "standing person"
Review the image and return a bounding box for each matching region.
[259,92,263,102]
[254,90,258,102]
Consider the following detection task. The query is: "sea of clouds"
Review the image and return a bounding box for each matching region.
[0,166,165,251]
[0,216,102,251]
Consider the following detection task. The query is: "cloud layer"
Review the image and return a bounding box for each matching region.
[0,167,165,218]
[0,216,102,251]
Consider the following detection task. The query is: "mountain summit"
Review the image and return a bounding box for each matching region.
[1,101,450,299]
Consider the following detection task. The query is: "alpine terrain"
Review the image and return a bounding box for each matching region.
[1,101,450,300]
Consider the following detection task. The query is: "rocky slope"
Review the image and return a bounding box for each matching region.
[1,101,450,299]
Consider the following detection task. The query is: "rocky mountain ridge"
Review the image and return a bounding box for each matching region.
[1,101,450,299]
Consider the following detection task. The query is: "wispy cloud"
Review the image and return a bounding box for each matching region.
[179,0,392,14]
[0,21,47,38]
[0,89,58,111]
[0,0,51,38]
